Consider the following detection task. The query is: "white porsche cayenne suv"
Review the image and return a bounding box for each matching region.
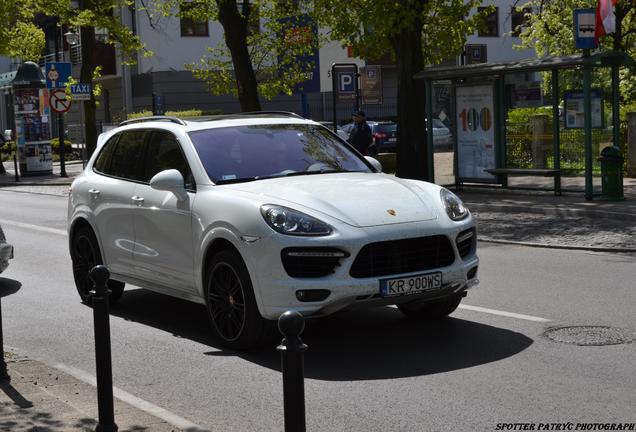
[68,112,478,349]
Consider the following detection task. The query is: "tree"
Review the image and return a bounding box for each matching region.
[34,0,146,157]
[155,0,319,111]
[0,0,46,60]
[517,0,636,101]
[313,0,487,180]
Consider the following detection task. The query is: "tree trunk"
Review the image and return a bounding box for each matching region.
[393,19,428,180]
[80,1,98,157]
[217,0,261,111]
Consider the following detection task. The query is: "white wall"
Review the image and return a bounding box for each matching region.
[466,0,535,63]
[134,2,226,74]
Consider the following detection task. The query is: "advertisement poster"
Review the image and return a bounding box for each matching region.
[564,89,603,129]
[14,87,53,174]
[456,85,496,181]
[361,66,382,105]
[14,88,40,114]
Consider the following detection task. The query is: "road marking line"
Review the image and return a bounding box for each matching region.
[459,304,551,322]
[53,363,209,432]
[0,218,67,236]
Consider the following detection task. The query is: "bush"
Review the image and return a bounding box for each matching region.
[128,108,225,120]
[51,137,73,155]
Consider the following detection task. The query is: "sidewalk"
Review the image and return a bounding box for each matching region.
[1,350,189,432]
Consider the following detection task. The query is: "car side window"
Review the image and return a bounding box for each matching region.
[109,130,147,181]
[144,131,195,190]
[93,134,120,174]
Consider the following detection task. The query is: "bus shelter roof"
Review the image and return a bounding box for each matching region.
[414,51,634,81]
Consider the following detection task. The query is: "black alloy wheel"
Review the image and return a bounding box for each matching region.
[71,226,124,304]
[205,250,265,349]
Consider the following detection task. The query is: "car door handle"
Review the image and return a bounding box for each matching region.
[88,189,100,198]
[131,196,144,206]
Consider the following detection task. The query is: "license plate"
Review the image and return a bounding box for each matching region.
[380,272,442,297]
[388,137,397,142]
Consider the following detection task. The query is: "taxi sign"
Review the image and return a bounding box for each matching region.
[70,83,92,101]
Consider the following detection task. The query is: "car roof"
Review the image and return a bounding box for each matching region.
[96,112,321,147]
[116,112,318,133]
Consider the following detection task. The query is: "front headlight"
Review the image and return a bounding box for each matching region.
[440,188,469,221]
[260,205,332,236]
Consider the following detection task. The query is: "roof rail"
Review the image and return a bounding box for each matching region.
[119,116,187,127]
[237,111,305,119]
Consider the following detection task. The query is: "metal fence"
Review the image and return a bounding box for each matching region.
[505,122,623,175]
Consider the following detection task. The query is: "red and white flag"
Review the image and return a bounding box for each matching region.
[595,0,617,39]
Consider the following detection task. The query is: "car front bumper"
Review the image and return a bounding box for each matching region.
[243,220,479,320]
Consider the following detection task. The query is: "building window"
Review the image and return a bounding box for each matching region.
[478,7,499,37]
[180,3,209,37]
[511,7,531,37]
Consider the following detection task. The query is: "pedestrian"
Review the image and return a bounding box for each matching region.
[347,110,373,155]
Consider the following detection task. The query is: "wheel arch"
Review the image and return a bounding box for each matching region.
[201,237,241,288]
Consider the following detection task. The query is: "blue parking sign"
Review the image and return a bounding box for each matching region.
[45,62,72,89]
[338,72,356,93]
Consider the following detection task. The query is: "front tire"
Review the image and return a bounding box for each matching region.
[397,294,462,320]
[205,250,266,350]
[70,225,124,304]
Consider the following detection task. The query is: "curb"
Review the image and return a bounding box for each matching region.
[478,236,636,253]
[468,203,636,222]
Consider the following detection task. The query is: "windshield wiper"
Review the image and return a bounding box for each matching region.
[214,177,258,185]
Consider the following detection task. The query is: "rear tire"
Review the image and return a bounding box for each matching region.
[397,294,462,320]
[204,250,266,350]
[70,225,124,304]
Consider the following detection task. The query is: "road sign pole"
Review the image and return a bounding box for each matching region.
[53,29,67,178]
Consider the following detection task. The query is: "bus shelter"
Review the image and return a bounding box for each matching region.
[415,51,634,199]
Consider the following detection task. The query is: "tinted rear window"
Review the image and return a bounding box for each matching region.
[109,130,147,181]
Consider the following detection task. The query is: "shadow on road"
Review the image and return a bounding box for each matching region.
[0,277,22,297]
[110,288,533,381]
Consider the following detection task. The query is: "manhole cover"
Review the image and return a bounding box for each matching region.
[543,326,636,346]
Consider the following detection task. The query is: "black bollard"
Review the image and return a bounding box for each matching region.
[89,265,118,432]
[277,311,307,432]
[0,298,9,381]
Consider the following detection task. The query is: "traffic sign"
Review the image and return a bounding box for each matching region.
[49,89,71,113]
[70,83,92,101]
[338,71,356,93]
[574,9,598,49]
[45,62,72,89]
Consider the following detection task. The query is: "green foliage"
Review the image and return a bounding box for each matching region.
[181,1,322,100]
[313,0,486,65]
[50,137,73,154]
[517,0,636,103]
[128,108,221,119]
[0,0,45,60]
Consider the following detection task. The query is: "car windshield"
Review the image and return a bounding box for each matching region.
[189,123,372,184]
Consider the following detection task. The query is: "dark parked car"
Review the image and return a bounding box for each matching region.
[342,121,397,154]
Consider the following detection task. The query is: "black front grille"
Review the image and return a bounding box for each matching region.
[349,235,455,278]
[456,228,476,258]
[281,247,349,278]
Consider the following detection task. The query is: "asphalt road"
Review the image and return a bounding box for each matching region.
[1,189,635,431]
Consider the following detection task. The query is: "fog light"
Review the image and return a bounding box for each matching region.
[467,266,478,280]
[295,289,331,302]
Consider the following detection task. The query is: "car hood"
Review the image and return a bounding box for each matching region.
[223,173,439,227]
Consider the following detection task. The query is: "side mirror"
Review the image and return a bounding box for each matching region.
[149,169,188,201]
[364,156,383,173]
